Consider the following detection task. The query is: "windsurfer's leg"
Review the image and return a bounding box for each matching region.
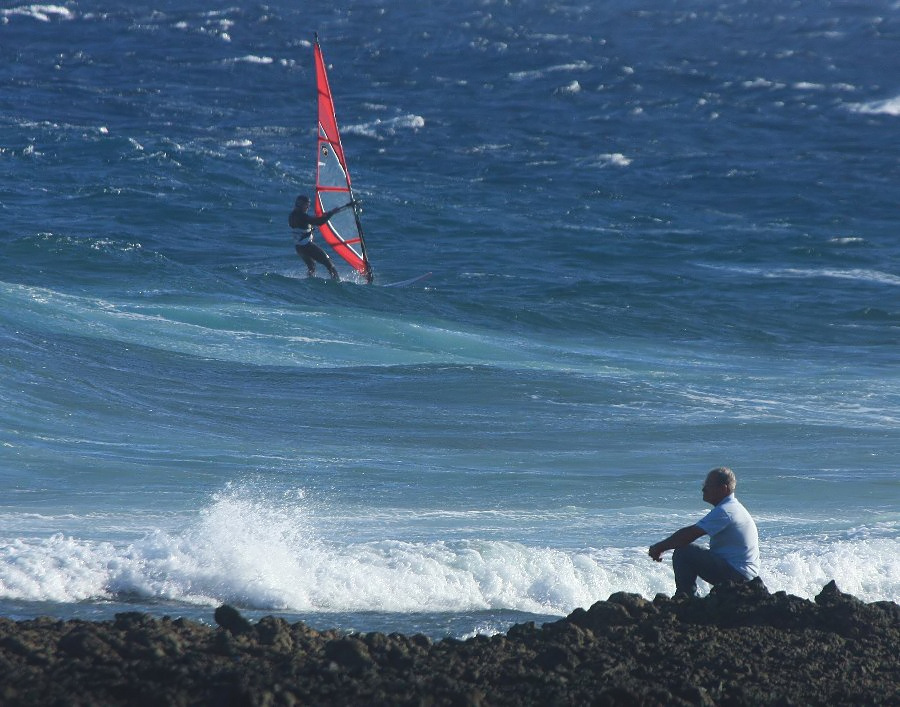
[311,244,339,280]
[296,245,317,277]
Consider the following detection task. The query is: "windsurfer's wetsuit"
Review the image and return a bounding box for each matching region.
[289,206,341,280]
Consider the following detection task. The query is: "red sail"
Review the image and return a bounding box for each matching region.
[314,38,372,280]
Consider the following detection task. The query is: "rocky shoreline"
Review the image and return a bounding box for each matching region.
[1,580,897,706]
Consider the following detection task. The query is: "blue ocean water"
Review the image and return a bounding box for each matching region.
[1,0,898,639]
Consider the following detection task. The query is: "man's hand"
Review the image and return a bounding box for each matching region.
[648,525,705,563]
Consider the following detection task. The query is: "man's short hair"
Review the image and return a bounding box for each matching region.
[708,466,737,493]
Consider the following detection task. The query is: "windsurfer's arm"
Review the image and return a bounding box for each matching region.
[307,211,336,226]
[308,202,356,226]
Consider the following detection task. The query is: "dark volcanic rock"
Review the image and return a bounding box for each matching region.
[0,582,897,705]
[214,604,255,636]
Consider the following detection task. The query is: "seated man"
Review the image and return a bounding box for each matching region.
[649,466,760,597]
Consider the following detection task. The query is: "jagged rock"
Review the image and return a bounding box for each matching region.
[0,583,895,706]
[814,579,848,607]
[57,628,110,660]
[213,604,254,637]
[565,598,634,633]
[324,637,374,673]
[607,591,658,618]
[254,616,294,652]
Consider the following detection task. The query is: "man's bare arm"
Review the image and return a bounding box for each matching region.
[649,525,706,561]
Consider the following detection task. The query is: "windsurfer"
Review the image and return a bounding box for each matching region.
[289,195,355,280]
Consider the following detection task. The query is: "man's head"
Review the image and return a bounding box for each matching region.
[702,466,736,505]
[295,195,311,209]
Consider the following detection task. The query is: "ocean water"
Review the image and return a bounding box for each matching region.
[1,0,898,639]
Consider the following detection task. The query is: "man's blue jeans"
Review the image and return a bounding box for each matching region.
[672,544,747,596]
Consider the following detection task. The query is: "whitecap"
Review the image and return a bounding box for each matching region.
[743,77,786,90]
[0,4,74,22]
[230,55,274,65]
[590,153,632,168]
[344,115,425,139]
[769,267,900,287]
[848,95,900,116]
[828,236,866,245]
[462,143,510,155]
[556,80,582,95]
[698,262,899,287]
[509,61,591,81]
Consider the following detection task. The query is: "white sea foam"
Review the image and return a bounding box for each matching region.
[230,55,274,65]
[509,61,591,81]
[591,153,632,168]
[698,263,900,288]
[1,488,897,615]
[743,78,786,90]
[762,538,900,600]
[556,80,582,95]
[828,236,866,245]
[344,115,425,139]
[848,96,900,116]
[769,267,900,287]
[0,4,74,22]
